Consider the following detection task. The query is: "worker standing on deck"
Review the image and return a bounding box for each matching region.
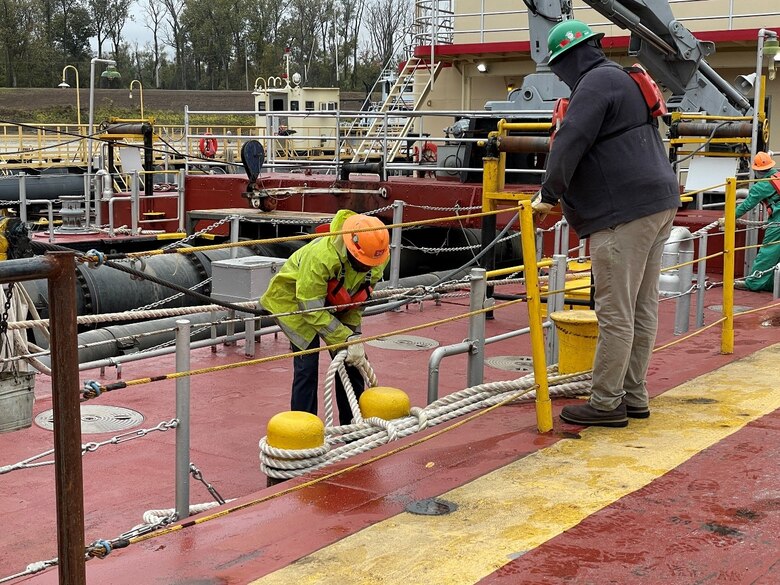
[720,152,780,291]
[260,210,389,425]
[531,20,681,427]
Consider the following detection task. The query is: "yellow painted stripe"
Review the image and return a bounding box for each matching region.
[251,344,780,585]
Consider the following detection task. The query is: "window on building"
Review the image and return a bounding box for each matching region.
[290,101,299,111]
[305,101,315,111]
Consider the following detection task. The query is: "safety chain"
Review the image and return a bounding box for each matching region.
[0,282,15,342]
[190,463,226,505]
[139,321,215,354]
[0,419,178,475]
[402,232,519,254]
[362,203,396,215]
[131,278,212,312]
[403,203,482,212]
[707,265,780,289]
[160,215,239,251]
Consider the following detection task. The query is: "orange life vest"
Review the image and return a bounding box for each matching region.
[550,63,667,145]
[765,171,780,216]
[623,63,667,118]
[326,268,372,313]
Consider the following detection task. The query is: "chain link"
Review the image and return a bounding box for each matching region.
[0,283,15,340]
[159,215,240,252]
[0,419,178,475]
[130,278,212,312]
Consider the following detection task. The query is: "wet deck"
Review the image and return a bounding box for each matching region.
[2,284,779,584]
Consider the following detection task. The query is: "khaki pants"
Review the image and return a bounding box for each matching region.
[588,207,676,410]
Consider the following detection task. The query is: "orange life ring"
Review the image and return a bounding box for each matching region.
[199,134,218,158]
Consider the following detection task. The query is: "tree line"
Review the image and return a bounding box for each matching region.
[0,0,413,94]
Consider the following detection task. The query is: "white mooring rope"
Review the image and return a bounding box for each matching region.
[259,354,592,480]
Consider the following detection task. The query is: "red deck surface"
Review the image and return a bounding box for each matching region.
[2,281,779,583]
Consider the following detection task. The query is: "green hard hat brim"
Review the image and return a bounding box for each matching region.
[548,31,605,64]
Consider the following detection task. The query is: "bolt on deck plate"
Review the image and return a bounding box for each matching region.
[35,405,144,434]
[406,497,458,516]
[366,334,439,351]
[486,355,534,372]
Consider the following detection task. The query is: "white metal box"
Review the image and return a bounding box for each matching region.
[211,255,286,303]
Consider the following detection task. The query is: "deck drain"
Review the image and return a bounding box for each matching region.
[35,405,144,434]
[707,304,753,314]
[406,497,458,516]
[486,355,534,372]
[366,334,439,351]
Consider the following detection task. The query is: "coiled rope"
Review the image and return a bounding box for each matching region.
[259,353,592,480]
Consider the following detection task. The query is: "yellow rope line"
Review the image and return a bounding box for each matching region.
[651,317,727,352]
[122,207,522,259]
[727,299,780,318]
[112,296,529,389]
[128,383,538,545]
[734,238,780,254]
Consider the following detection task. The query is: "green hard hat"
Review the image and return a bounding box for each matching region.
[547,20,605,64]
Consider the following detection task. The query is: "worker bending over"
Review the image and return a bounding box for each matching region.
[261,210,390,425]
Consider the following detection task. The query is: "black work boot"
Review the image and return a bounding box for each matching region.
[623,402,650,419]
[560,402,628,428]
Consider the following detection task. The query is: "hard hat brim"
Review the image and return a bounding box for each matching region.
[548,32,605,64]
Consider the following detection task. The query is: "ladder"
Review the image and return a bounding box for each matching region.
[349,57,442,163]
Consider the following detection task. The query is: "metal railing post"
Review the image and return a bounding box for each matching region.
[695,231,709,327]
[382,112,388,181]
[773,263,780,300]
[546,254,567,366]
[178,169,186,232]
[230,216,240,259]
[93,171,103,227]
[184,106,190,174]
[18,173,27,225]
[466,267,486,387]
[82,172,91,229]
[130,171,140,235]
[175,319,191,521]
[389,200,405,290]
[674,243,694,335]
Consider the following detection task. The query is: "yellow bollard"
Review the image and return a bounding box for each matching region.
[541,276,592,316]
[266,411,325,450]
[549,310,599,374]
[359,386,411,420]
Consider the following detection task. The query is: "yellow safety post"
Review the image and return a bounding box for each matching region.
[359,387,411,420]
[721,176,736,354]
[482,119,552,432]
[518,202,552,432]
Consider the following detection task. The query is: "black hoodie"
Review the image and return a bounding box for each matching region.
[540,43,680,237]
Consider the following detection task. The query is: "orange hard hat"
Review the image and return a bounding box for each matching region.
[752,151,775,171]
[342,214,389,267]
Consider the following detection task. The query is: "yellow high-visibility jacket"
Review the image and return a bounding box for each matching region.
[260,209,387,350]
